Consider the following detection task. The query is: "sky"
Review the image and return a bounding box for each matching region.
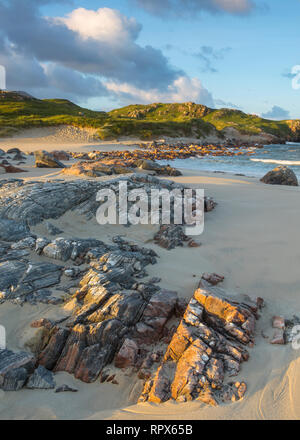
[0,0,299,118]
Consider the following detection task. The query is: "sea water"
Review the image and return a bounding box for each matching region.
[158,143,300,178]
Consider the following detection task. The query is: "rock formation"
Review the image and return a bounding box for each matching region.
[139,278,262,405]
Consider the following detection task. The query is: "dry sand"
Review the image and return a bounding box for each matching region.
[0,133,300,420]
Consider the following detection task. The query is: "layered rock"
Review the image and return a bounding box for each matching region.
[0,349,35,391]
[139,278,262,405]
[34,238,180,383]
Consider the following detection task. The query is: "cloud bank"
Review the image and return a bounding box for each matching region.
[262,106,290,120]
[0,0,214,107]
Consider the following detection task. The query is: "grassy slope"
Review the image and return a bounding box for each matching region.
[0,94,107,137]
[0,93,299,141]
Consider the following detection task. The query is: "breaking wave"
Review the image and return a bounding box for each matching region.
[251,158,300,166]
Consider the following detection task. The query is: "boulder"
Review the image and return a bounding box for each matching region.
[55,385,78,393]
[260,166,298,186]
[34,150,66,168]
[26,365,56,389]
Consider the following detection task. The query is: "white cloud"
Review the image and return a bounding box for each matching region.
[57,7,141,45]
[106,75,214,106]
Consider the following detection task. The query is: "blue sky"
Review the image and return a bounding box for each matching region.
[1,0,299,118]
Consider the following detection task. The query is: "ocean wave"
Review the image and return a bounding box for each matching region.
[250,158,300,166]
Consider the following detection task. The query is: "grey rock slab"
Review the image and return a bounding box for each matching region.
[26,365,56,389]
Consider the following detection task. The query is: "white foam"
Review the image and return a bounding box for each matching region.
[251,158,300,166]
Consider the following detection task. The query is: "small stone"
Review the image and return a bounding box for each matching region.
[55,385,78,393]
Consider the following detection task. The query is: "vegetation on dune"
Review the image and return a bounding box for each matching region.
[0,93,107,137]
[0,92,299,141]
[203,108,292,138]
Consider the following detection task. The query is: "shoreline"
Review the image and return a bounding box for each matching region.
[0,140,300,420]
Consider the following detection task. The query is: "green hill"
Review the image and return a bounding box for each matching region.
[0,91,299,142]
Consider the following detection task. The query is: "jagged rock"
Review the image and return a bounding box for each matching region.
[0,260,27,292]
[0,218,30,241]
[1,367,28,391]
[115,338,138,369]
[260,166,298,186]
[154,225,190,250]
[11,236,36,250]
[55,384,78,393]
[38,327,70,370]
[133,290,178,344]
[34,239,176,383]
[34,150,66,168]
[0,175,215,232]
[219,381,247,402]
[0,247,29,264]
[139,281,259,406]
[42,238,104,262]
[0,349,35,390]
[54,324,87,374]
[26,365,56,389]
[74,344,114,383]
[11,262,63,299]
[0,179,102,226]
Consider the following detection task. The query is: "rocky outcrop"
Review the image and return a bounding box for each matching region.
[139,278,262,405]
[260,166,298,186]
[33,238,180,383]
[62,158,181,178]
[34,150,66,168]
[0,218,31,241]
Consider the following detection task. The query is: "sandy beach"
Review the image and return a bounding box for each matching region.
[0,131,299,421]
